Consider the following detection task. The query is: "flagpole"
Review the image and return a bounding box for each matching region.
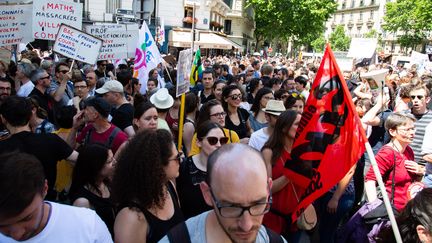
[177,3,195,151]
[365,142,402,243]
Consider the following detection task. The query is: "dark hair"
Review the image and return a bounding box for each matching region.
[0,151,45,218]
[69,144,110,199]
[294,75,307,88]
[55,62,69,73]
[221,84,241,112]
[28,96,48,120]
[279,68,288,78]
[250,87,273,117]
[252,60,260,67]
[117,70,132,87]
[246,78,261,94]
[274,89,288,100]
[197,99,222,129]
[213,79,227,91]
[202,68,215,79]
[0,96,32,127]
[111,129,174,210]
[262,110,298,165]
[134,101,156,120]
[196,121,225,141]
[56,105,77,128]
[147,78,158,88]
[184,92,199,116]
[284,92,305,109]
[377,188,432,243]
[266,78,281,89]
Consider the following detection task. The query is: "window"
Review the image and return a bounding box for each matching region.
[350,0,355,8]
[359,11,363,20]
[350,13,353,20]
[360,0,364,6]
[342,0,346,9]
[341,13,345,22]
[223,0,233,8]
[370,10,374,19]
[224,20,232,34]
[370,0,375,5]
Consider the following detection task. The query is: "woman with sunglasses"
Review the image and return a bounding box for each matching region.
[112,129,183,243]
[69,144,116,237]
[222,84,252,143]
[176,121,228,219]
[261,110,303,242]
[188,99,240,156]
[249,87,274,132]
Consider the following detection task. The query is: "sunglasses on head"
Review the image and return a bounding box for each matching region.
[410,95,424,100]
[206,136,229,145]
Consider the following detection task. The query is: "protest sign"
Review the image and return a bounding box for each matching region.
[0,4,33,46]
[347,38,377,59]
[176,48,192,97]
[84,23,138,60]
[33,0,82,40]
[53,24,102,64]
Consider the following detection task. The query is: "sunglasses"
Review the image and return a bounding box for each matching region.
[410,95,424,100]
[206,136,229,145]
[40,76,50,80]
[229,94,242,100]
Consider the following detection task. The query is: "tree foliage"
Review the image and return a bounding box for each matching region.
[383,0,432,49]
[311,34,326,52]
[329,25,350,51]
[247,0,337,46]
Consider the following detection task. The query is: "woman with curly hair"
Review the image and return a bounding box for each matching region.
[112,129,183,243]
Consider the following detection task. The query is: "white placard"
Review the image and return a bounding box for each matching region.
[347,38,377,59]
[33,0,82,40]
[53,24,102,64]
[0,4,33,46]
[85,24,138,60]
[176,48,192,97]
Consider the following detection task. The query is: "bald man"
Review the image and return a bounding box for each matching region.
[160,144,286,243]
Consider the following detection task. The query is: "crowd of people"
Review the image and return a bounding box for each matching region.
[0,48,432,243]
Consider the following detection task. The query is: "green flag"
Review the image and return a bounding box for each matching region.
[190,48,203,86]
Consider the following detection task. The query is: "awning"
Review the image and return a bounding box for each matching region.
[169,29,241,50]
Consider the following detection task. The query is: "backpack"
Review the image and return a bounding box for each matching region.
[167,221,284,243]
[83,125,121,149]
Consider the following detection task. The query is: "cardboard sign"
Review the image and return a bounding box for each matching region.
[176,49,192,97]
[33,0,82,40]
[0,4,33,46]
[84,24,138,60]
[347,38,377,59]
[53,24,102,64]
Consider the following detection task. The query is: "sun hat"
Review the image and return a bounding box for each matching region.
[149,88,174,109]
[95,80,124,94]
[262,100,285,116]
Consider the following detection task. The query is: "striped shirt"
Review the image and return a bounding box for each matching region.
[410,110,432,166]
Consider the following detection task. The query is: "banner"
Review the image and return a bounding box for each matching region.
[283,44,367,222]
[53,24,102,64]
[133,21,164,93]
[85,23,138,60]
[176,48,192,97]
[347,38,377,59]
[33,0,83,40]
[189,48,203,87]
[0,4,33,47]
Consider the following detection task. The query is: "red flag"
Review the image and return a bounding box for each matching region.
[282,44,368,222]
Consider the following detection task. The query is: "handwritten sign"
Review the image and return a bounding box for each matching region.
[0,4,33,46]
[33,0,82,40]
[176,48,192,97]
[53,24,102,64]
[347,38,377,59]
[84,24,138,60]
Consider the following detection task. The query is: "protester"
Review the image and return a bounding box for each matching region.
[15,62,35,97]
[29,68,54,122]
[0,77,12,105]
[249,100,285,151]
[0,96,78,201]
[249,87,274,132]
[212,79,226,102]
[160,143,286,243]
[166,88,180,138]
[112,129,183,243]
[222,84,252,142]
[69,144,116,236]
[177,121,228,219]
[150,87,174,133]
[182,92,199,155]
[294,75,309,100]
[199,69,216,104]
[189,99,240,156]
[96,80,135,137]
[365,112,424,211]
[48,62,74,108]
[0,151,113,242]
[246,78,263,105]
[86,71,97,97]
[133,100,158,132]
[284,92,305,114]
[28,97,55,134]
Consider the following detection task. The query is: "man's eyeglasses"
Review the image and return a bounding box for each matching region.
[59,70,68,74]
[410,95,425,100]
[206,136,229,146]
[210,112,226,118]
[229,94,242,100]
[209,189,272,218]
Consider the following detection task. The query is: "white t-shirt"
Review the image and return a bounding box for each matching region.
[248,128,270,151]
[0,202,113,243]
[17,81,35,97]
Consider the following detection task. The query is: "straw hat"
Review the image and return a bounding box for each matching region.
[150,88,174,109]
[262,100,285,116]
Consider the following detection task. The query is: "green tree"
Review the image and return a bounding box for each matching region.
[311,35,326,52]
[383,0,432,51]
[329,25,350,51]
[247,0,337,48]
